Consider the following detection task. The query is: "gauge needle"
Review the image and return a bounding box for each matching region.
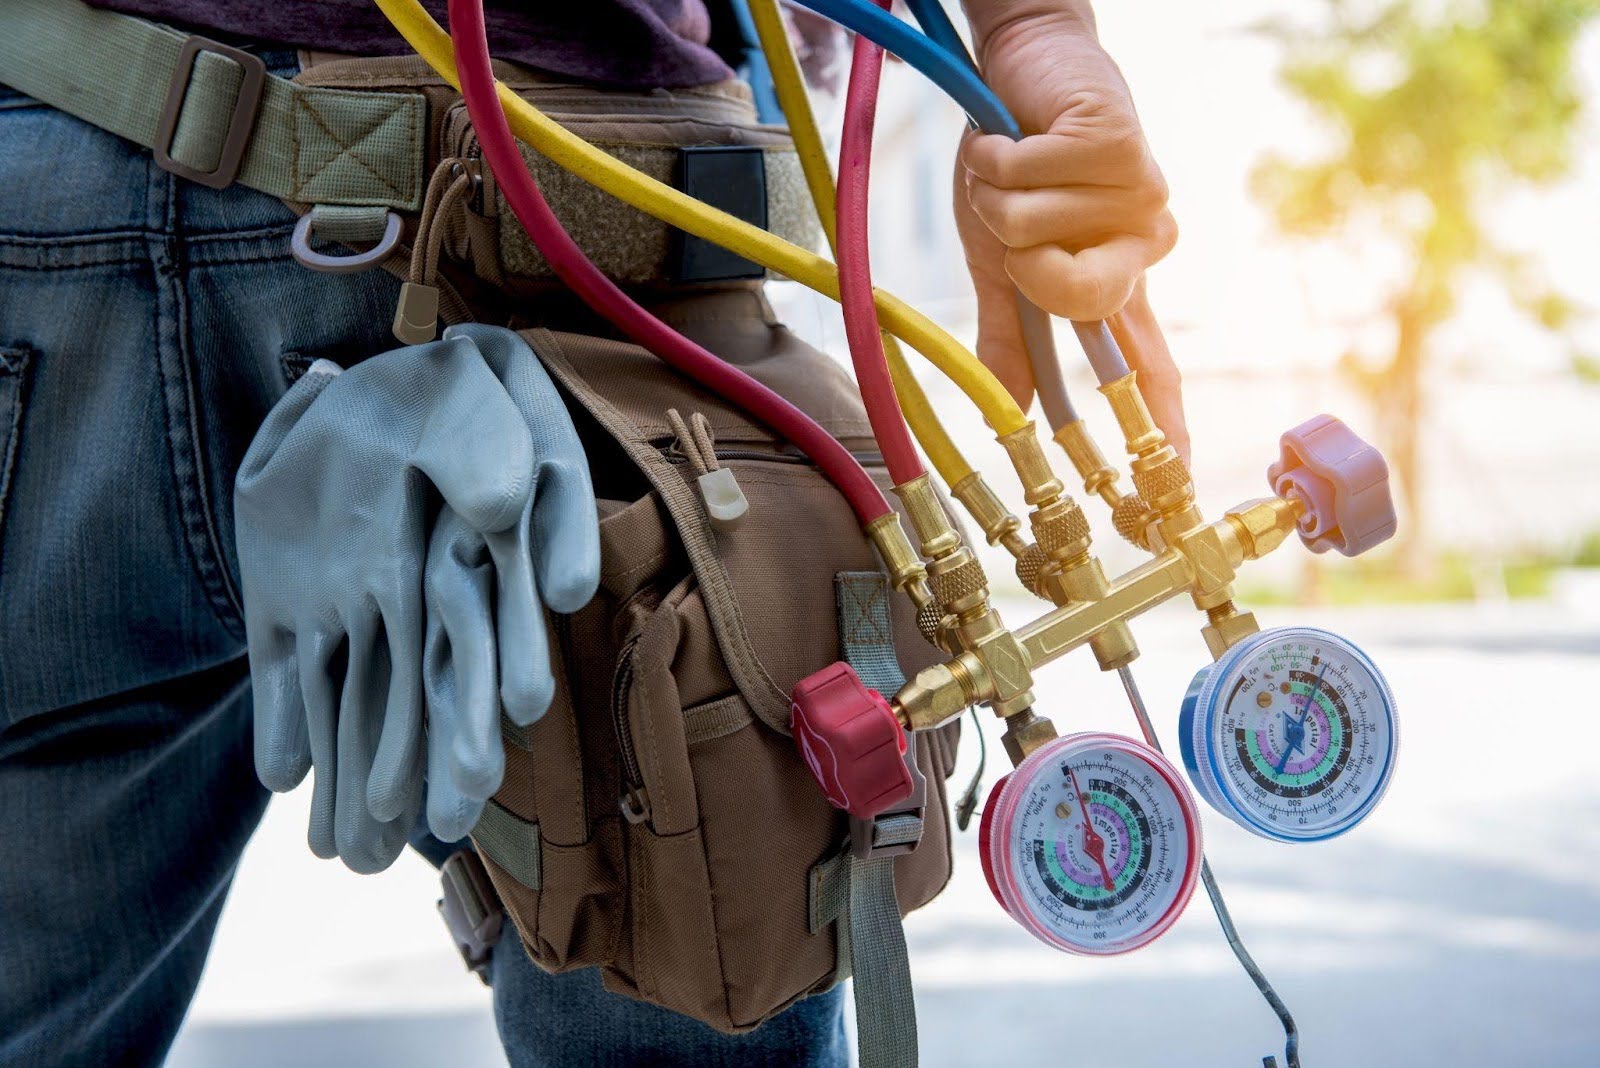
[1276,662,1329,775]
[1067,766,1115,892]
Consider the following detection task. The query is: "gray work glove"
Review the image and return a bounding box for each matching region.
[420,324,599,841]
[236,327,588,872]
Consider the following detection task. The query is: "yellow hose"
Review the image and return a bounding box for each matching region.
[375,0,1028,438]
[745,0,973,486]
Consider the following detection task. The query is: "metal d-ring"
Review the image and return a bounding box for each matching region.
[290,210,403,274]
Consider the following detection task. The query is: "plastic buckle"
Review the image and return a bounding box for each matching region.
[153,36,267,190]
[849,732,927,861]
[437,849,505,985]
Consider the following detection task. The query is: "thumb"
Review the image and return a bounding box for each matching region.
[954,148,1034,412]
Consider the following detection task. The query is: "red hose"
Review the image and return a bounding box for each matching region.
[836,0,924,486]
[446,0,892,525]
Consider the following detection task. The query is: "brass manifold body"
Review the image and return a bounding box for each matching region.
[870,369,1313,765]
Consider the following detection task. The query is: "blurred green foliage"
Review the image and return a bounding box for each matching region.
[1252,0,1597,569]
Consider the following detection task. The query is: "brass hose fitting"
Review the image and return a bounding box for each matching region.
[950,472,1027,558]
[1099,372,1253,641]
[892,475,962,562]
[1054,417,1158,551]
[895,474,1037,720]
[999,708,1058,766]
[1015,543,1048,597]
[915,600,951,650]
[1100,372,1202,537]
[998,424,1139,670]
[865,512,931,607]
[996,423,1064,509]
[1111,492,1157,550]
[1053,418,1121,508]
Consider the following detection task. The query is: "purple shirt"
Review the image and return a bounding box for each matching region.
[87,1,732,89]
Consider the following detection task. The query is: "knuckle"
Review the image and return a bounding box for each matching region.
[1105,123,1145,166]
[1150,212,1180,258]
[1057,264,1110,320]
[991,195,1031,247]
[1134,163,1170,213]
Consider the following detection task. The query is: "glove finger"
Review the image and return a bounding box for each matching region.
[424,608,490,844]
[413,338,536,535]
[250,625,311,792]
[484,520,555,727]
[297,623,344,861]
[425,516,504,804]
[426,785,486,847]
[442,325,597,612]
[334,612,410,874]
[234,359,343,493]
[530,457,600,614]
[366,590,427,825]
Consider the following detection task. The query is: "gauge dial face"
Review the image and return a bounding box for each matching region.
[980,733,1201,956]
[1181,626,1397,842]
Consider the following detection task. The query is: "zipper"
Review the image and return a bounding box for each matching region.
[658,444,886,469]
[611,631,652,824]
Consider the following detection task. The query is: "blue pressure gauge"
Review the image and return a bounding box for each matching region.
[1179,626,1398,842]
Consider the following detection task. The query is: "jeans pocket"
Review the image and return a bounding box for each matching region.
[0,343,33,551]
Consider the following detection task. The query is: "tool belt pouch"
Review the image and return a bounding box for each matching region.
[288,56,821,299]
[285,57,954,1031]
[472,298,959,1033]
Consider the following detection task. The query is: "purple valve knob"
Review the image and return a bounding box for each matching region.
[1268,414,1397,556]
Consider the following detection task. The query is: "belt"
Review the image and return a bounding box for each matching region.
[0,0,818,288]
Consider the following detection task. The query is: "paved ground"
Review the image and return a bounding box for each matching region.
[169,590,1600,1067]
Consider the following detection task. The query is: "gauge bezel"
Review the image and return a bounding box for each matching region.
[979,732,1202,956]
[1180,625,1398,842]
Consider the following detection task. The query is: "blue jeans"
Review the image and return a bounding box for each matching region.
[0,58,845,1068]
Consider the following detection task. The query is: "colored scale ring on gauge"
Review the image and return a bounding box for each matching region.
[979,732,1202,956]
[1180,625,1399,843]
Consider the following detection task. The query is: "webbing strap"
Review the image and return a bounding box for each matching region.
[0,0,425,209]
[828,572,919,1068]
[835,572,907,695]
[471,800,542,891]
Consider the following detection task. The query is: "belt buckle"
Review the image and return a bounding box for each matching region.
[849,732,928,861]
[437,849,505,985]
[153,35,268,190]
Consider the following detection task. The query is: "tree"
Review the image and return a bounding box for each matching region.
[1253,0,1597,572]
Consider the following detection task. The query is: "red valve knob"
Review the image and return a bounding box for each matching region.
[1268,414,1397,557]
[791,661,914,822]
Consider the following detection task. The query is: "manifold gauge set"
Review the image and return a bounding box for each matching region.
[376,0,1408,1062]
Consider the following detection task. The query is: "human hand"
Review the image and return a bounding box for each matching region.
[953,5,1187,456]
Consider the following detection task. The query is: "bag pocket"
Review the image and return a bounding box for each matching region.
[488,318,960,1032]
[601,567,956,1031]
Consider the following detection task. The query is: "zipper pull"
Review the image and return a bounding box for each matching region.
[667,408,748,532]
[392,158,476,344]
[619,785,653,825]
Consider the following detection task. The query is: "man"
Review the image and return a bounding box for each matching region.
[0,1,1182,1064]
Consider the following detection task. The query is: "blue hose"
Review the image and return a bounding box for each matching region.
[727,0,785,124]
[796,0,1132,413]
[902,0,977,75]
[789,0,1021,138]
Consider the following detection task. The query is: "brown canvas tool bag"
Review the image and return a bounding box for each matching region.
[471,289,962,1034]
[289,55,964,1045]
